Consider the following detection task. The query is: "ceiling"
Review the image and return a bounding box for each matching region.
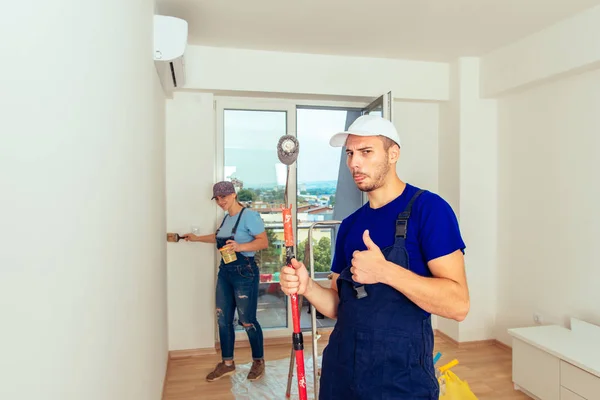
[156,0,600,62]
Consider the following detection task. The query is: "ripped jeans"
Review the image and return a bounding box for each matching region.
[215,259,264,361]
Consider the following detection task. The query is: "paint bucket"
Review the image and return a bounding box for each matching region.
[220,246,237,264]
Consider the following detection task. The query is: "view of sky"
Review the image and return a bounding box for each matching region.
[223,108,354,188]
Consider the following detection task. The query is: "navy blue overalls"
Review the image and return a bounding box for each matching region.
[319,190,439,400]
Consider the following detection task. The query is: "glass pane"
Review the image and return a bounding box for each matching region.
[296,108,354,330]
[223,109,289,331]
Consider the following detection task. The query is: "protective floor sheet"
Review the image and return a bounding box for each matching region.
[231,355,322,399]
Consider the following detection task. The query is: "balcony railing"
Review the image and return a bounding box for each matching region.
[255,223,336,281]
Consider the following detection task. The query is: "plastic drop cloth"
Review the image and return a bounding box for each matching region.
[231,355,322,400]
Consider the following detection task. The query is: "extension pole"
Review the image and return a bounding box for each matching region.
[282,204,307,400]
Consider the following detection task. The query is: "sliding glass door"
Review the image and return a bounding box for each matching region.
[215,92,393,340]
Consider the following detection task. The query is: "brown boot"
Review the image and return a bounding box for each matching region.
[247,359,265,381]
[206,361,236,382]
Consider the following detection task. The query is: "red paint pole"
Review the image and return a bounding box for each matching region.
[282,204,308,400]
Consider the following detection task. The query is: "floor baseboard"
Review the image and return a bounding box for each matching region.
[493,339,512,352]
[169,347,217,359]
[434,329,511,352]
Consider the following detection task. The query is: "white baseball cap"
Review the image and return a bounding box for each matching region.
[329,114,401,148]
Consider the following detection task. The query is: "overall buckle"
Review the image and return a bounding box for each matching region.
[353,285,368,299]
[396,219,408,238]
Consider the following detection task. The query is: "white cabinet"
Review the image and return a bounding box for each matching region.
[560,387,586,400]
[560,360,600,400]
[509,318,600,400]
[512,338,560,400]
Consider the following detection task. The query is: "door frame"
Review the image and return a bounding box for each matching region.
[215,98,298,341]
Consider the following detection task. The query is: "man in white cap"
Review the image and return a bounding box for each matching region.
[280,114,470,399]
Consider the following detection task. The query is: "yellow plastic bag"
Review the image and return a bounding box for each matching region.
[437,360,478,400]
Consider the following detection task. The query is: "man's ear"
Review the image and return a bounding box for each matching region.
[388,144,400,163]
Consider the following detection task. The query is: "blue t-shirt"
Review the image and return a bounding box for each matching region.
[216,208,266,257]
[331,183,466,278]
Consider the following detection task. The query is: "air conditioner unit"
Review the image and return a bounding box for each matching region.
[153,15,188,95]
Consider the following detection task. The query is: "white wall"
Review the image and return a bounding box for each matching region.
[0,1,168,399]
[395,101,440,193]
[481,4,600,98]
[436,59,498,343]
[494,67,600,345]
[456,59,498,342]
[166,92,217,351]
[438,62,461,215]
[480,3,600,346]
[184,45,450,101]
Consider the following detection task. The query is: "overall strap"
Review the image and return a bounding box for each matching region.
[395,190,424,239]
[231,207,246,236]
[215,214,228,236]
[215,207,246,237]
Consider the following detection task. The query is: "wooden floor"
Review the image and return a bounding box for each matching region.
[163,334,531,400]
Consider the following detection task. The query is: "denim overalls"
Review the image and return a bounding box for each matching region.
[214,207,264,361]
[319,190,439,399]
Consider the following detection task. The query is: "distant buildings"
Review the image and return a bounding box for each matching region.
[230,180,337,272]
[240,200,335,267]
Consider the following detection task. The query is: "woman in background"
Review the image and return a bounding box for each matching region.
[183,181,268,382]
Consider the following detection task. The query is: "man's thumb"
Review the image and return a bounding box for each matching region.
[363,229,378,250]
[291,258,303,270]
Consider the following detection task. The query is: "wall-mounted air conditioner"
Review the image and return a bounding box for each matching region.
[153,15,188,95]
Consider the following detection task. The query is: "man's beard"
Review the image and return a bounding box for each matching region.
[354,161,390,192]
